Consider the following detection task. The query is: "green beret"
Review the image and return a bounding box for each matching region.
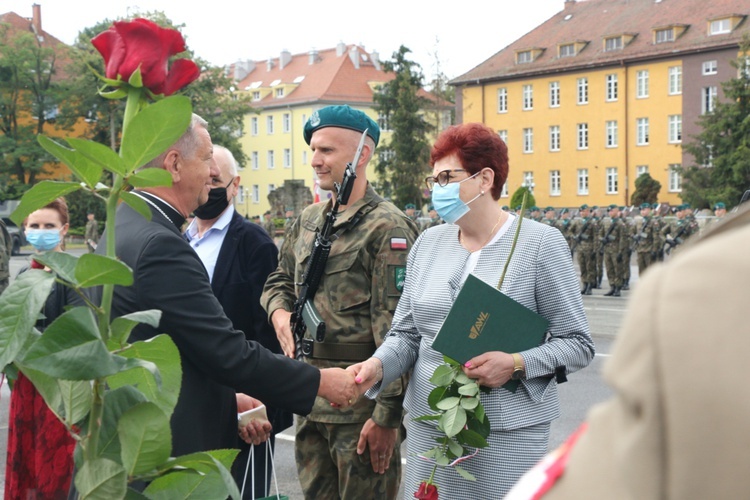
[619,206,626,211]
[428,204,435,211]
[715,202,726,209]
[501,205,509,211]
[640,202,651,209]
[405,203,416,209]
[608,204,618,210]
[560,208,569,214]
[515,205,522,210]
[545,206,555,212]
[303,105,380,146]
[579,204,589,210]
[651,203,659,209]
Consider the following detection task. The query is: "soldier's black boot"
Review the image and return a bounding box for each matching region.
[613,286,621,297]
[621,283,629,290]
[604,286,616,296]
[584,283,593,295]
[581,283,588,294]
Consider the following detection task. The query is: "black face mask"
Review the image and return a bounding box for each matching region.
[193,179,233,220]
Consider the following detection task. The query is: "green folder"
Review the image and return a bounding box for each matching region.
[431,274,549,392]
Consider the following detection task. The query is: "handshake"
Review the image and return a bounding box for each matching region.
[317,358,385,408]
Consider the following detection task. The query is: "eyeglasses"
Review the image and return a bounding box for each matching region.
[424,169,467,191]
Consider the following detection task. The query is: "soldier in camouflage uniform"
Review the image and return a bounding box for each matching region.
[555,208,574,254]
[261,106,418,500]
[420,204,442,233]
[591,206,604,288]
[262,211,276,238]
[652,203,666,262]
[634,202,662,276]
[662,204,698,256]
[570,204,598,295]
[619,207,634,289]
[598,204,628,297]
[542,206,557,226]
[0,218,11,294]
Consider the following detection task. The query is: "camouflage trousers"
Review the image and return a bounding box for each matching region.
[577,247,597,285]
[637,251,654,276]
[295,418,401,500]
[603,251,623,287]
[621,249,632,284]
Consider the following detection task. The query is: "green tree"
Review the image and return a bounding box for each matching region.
[682,41,750,209]
[631,173,661,206]
[0,23,66,196]
[373,45,433,209]
[510,186,535,211]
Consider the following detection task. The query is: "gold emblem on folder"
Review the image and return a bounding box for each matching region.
[469,311,490,339]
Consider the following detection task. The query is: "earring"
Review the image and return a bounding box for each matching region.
[481,190,485,195]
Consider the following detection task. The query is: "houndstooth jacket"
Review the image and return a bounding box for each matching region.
[369,214,595,430]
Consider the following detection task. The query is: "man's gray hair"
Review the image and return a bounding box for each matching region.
[142,113,208,170]
[214,145,238,176]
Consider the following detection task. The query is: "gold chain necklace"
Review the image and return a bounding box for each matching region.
[459,213,504,252]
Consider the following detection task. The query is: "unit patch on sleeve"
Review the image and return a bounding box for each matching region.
[390,237,408,250]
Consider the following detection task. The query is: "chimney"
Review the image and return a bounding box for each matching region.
[233,60,255,81]
[349,46,360,69]
[564,0,576,8]
[266,58,274,71]
[280,50,292,69]
[31,4,42,37]
[371,50,381,71]
[336,42,346,57]
[308,49,320,65]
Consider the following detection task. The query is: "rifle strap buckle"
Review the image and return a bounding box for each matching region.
[300,340,376,361]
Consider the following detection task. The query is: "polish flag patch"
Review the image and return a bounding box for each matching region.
[390,237,408,250]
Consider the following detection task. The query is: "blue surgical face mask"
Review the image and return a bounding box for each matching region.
[26,229,61,251]
[431,171,481,224]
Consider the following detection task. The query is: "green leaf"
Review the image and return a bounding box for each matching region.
[37,135,103,188]
[97,385,148,462]
[75,254,133,287]
[99,88,128,100]
[467,410,491,438]
[417,447,439,459]
[22,307,127,379]
[458,383,479,397]
[74,457,128,499]
[65,137,126,176]
[59,378,93,427]
[443,355,460,366]
[0,270,55,369]
[429,364,455,387]
[455,372,473,385]
[119,402,171,476]
[474,403,486,423]
[10,181,81,226]
[109,310,162,346]
[120,191,152,220]
[412,414,441,422]
[457,428,489,449]
[120,96,192,173]
[145,451,241,500]
[440,405,467,438]
[447,437,464,458]
[454,465,477,482]
[32,251,79,285]
[436,396,460,411]
[106,335,181,416]
[127,168,173,188]
[436,455,450,466]
[427,386,447,412]
[460,397,479,410]
[128,67,144,88]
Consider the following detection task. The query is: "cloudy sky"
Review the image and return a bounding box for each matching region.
[4,0,565,80]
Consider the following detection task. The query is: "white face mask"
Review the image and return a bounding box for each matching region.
[430,172,481,224]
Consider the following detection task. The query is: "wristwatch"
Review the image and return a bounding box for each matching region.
[511,353,526,381]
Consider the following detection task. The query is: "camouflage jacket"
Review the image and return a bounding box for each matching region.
[570,217,597,250]
[261,184,418,426]
[634,216,662,253]
[597,218,629,254]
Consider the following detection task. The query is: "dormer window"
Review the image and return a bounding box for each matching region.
[709,15,745,35]
[515,48,544,64]
[275,88,285,98]
[559,44,576,57]
[604,37,623,51]
[252,91,261,101]
[655,28,674,43]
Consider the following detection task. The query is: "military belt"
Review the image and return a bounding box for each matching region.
[300,339,376,361]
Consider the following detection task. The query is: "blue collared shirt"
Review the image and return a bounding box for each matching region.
[185,206,234,283]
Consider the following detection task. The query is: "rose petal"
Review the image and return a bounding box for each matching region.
[158,58,201,96]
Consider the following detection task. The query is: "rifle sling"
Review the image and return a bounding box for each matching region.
[302,340,377,361]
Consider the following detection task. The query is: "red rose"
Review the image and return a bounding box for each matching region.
[91,18,200,96]
[414,481,439,500]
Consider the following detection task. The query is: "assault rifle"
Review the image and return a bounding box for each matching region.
[290,130,367,359]
[630,216,652,253]
[598,218,618,255]
[570,216,591,256]
[664,220,693,255]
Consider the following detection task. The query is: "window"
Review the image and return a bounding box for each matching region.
[604,37,623,52]
[275,88,284,98]
[283,148,291,168]
[283,113,291,133]
[501,183,509,198]
[301,113,308,127]
[577,123,588,150]
[636,70,649,98]
[702,60,718,75]
[559,43,576,57]
[380,148,396,163]
[378,113,391,131]
[606,167,618,194]
[266,115,274,134]
[577,78,588,104]
[668,165,682,192]
[549,81,560,107]
[655,28,674,43]
[606,120,618,148]
[268,184,276,194]
[251,151,259,170]
[668,66,682,95]
[252,91,261,101]
[702,86,718,114]
[498,130,508,143]
[267,150,275,169]
[251,117,259,136]
[606,74,618,101]
[710,19,731,35]
[550,170,561,196]
[252,185,260,203]
[636,165,649,177]
[517,50,533,64]
[523,171,535,192]
[523,85,533,110]
[523,128,534,153]
[577,169,589,195]
[668,115,682,143]
[636,118,649,145]
[549,125,560,151]
[302,151,308,165]
[497,88,508,113]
